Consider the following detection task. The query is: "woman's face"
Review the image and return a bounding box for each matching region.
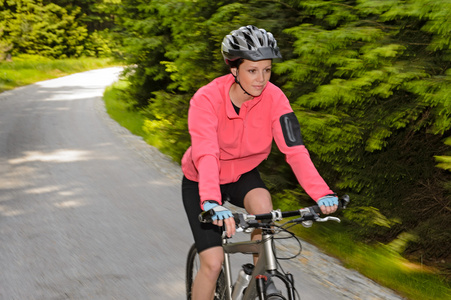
[232,59,272,97]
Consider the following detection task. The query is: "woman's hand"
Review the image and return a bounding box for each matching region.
[317,195,339,215]
[203,201,236,237]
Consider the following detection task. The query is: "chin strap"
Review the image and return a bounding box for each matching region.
[232,71,256,97]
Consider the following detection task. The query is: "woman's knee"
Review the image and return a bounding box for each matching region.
[244,188,272,214]
[199,246,224,276]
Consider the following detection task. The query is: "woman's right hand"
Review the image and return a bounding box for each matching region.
[203,201,236,237]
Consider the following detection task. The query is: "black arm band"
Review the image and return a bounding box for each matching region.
[280,112,304,147]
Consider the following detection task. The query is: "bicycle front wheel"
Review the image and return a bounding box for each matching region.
[186,244,227,300]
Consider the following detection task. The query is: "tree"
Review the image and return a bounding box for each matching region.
[113,0,450,265]
[0,0,119,58]
[43,0,118,31]
[276,0,450,262]
[1,0,88,58]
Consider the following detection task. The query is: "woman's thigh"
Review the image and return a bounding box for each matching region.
[182,176,223,253]
[223,168,268,209]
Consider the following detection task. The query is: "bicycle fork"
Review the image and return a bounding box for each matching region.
[246,233,297,300]
[258,233,296,300]
[223,245,233,300]
[222,233,297,300]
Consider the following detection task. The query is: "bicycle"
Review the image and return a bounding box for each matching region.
[185,195,350,300]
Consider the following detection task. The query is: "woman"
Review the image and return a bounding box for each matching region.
[182,25,338,300]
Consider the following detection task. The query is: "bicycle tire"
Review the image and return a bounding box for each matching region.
[185,244,227,300]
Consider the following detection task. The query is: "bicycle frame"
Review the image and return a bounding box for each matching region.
[222,228,296,300]
[191,195,349,300]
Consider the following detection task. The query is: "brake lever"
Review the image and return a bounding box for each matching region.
[316,216,341,223]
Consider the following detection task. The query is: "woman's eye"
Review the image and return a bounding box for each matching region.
[247,68,271,74]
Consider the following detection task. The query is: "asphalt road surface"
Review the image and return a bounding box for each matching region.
[0,68,405,300]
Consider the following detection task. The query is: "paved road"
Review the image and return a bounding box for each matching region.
[0,68,405,300]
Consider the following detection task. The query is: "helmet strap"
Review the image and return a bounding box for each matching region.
[232,69,256,98]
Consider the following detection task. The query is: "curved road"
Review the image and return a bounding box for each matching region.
[0,68,404,300]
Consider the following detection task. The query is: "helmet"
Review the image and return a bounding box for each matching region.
[221,25,282,64]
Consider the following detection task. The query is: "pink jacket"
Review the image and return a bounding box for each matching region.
[181,74,333,208]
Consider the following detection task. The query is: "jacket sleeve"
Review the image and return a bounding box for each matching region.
[272,95,334,202]
[187,92,222,208]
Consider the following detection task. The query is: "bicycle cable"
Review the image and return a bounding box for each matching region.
[272,224,303,260]
[264,223,303,299]
[271,229,302,300]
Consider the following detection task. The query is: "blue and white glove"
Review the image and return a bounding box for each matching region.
[317,194,339,208]
[203,201,233,221]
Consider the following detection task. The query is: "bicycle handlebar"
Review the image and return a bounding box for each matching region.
[199,195,350,228]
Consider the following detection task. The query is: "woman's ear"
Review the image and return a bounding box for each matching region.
[230,67,237,77]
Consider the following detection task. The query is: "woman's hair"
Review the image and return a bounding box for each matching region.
[227,58,243,69]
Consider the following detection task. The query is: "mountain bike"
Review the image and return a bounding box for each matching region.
[186,195,350,300]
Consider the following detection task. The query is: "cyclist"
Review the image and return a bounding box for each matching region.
[182,25,338,300]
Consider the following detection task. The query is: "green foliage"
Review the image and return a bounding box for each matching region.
[0,1,87,58]
[0,0,119,58]
[344,206,400,229]
[83,29,115,57]
[103,79,149,137]
[435,137,451,171]
[289,221,451,300]
[273,0,451,265]
[112,0,450,274]
[271,190,451,300]
[142,91,191,161]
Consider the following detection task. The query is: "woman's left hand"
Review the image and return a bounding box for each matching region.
[317,195,339,214]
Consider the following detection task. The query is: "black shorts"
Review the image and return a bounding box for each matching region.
[182,168,268,253]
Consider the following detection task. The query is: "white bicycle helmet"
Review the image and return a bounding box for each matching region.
[221,25,282,64]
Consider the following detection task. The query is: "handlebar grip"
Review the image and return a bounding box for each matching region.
[313,194,350,214]
[311,205,321,214]
[340,194,350,209]
[199,209,215,223]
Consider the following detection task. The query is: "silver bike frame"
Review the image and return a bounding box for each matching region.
[222,231,277,300]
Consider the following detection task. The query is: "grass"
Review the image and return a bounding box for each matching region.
[288,222,450,300]
[0,54,118,92]
[103,80,180,154]
[103,80,148,138]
